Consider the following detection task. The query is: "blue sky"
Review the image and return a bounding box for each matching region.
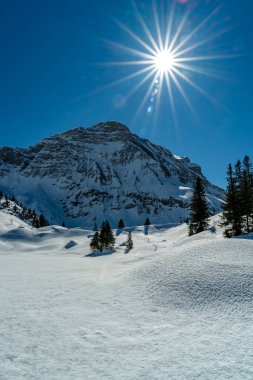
[0,0,252,188]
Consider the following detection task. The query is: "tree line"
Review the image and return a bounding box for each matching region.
[221,155,253,237]
[0,190,49,228]
[188,155,253,238]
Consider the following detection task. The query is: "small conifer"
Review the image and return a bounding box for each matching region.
[90,231,100,252]
[126,232,133,252]
[188,176,210,236]
[118,219,125,229]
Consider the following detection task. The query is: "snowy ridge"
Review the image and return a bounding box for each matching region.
[0,121,224,227]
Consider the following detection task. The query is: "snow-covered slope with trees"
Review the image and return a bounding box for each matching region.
[0,211,253,379]
[0,121,224,227]
[0,192,48,227]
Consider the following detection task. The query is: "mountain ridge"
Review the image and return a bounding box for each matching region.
[0,121,224,227]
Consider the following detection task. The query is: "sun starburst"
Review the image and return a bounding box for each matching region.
[154,49,176,74]
[100,1,238,123]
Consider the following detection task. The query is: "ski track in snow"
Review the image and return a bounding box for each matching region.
[0,212,253,379]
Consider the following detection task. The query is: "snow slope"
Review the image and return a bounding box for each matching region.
[0,211,253,379]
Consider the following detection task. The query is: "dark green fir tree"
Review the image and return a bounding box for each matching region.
[90,231,100,252]
[93,220,98,232]
[144,217,151,226]
[188,176,210,236]
[39,213,48,227]
[126,231,133,252]
[239,156,253,233]
[221,164,242,237]
[99,220,115,250]
[118,219,125,229]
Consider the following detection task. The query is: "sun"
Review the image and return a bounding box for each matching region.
[101,1,236,121]
[154,50,176,74]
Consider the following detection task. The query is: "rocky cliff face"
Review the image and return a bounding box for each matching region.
[0,121,224,227]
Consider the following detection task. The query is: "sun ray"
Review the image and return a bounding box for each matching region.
[174,62,236,83]
[132,71,161,124]
[89,65,155,95]
[100,60,155,66]
[172,66,219,106]
[124,67,158,102]
[172,25,236,59]
[175,54,240,63]
[164,0,175,50]
[154,72,164,123]
[164,71,177,126]
[170,69,199,121]
[172,5,222,56]
[153,0,163,51]
[168,7,191,53]
[113,18,157,56]
[101,39,155,60]
[132,2,160,53]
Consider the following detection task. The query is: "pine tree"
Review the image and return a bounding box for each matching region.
[99,220,115,250]
[144,217,151,226]
[4,198,10,208]
[118,219,125,229]
[235,160,242,185]
[240,156,253,232]
[93,221,98,231]
[62,221,66,227]
[32,210,37,227]
[126,232,133,252]
[39,213,48,227]
[188,176,210,236]
[221,164,242,237]
[90,231,100,252]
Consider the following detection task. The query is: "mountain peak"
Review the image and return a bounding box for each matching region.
[46,121,131,144]
[0,121,224,227]
[87,121,130,134]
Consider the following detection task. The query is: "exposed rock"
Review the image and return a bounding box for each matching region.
[0,121,224,227]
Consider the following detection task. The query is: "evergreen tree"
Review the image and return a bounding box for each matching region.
[32,210,37,227]
[90,231,100,252]
[144,217,151,226]
[235,160,242,186]
[188,176,210,236]
[62,221,66,227]
[39,213,48,227]
[3,197,10,208]
[126,232,133,252]
[118,219,125,229]
[99,220,115,250]
[221,164,242,237]
[93,221,98,231]
[240,156,253,232]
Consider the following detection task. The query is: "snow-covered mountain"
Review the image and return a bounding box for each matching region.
[0,121,224,227]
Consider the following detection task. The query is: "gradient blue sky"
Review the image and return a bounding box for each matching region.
[0,0,252,187]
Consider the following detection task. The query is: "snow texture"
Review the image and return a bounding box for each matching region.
[0,211,253,379]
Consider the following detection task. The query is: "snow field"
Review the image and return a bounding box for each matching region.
[0,211,253,379]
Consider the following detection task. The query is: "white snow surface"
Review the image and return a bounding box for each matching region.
[1,210,253,379]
